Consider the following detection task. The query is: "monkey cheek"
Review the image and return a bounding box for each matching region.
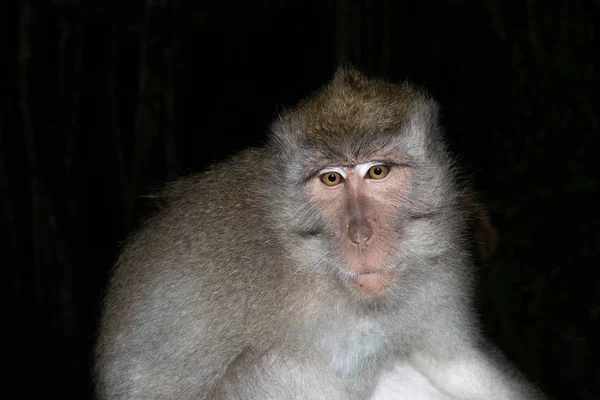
[350,272,395,296]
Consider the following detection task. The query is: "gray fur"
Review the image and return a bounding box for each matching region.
[95,67,544,399]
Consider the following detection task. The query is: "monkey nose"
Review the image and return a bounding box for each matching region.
[349,222,373,245]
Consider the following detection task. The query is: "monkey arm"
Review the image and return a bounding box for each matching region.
[370,361,454,400]
[94,244,258,399]
[95,280,251,399]
[371,284,545,400]
[211,351,349,400]
[408,338,546,400]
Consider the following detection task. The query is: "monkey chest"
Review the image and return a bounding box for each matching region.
[310,316,391,382]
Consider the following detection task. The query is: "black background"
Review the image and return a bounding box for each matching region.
[3,1,599,399]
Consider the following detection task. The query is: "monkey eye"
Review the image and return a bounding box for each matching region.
[320,172,343,186]
[367,165,389,180]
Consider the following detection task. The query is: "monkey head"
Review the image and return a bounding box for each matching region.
[266,67,469,300]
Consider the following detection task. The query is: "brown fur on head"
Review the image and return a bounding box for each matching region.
[293,67,420,141]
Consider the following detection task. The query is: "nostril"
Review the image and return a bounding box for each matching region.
[349,223,373,245]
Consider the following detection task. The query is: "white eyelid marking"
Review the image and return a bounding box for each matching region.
[318,167,348,180]
[355,162,385,177]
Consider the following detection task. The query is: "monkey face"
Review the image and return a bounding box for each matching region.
[305,159,409,296]
[267,67,462,301]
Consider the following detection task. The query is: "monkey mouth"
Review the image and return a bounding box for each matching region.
[347,269,396,296]
[343,267,390,278]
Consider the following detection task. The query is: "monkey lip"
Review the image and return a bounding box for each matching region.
[349,270,395,296]
[345,268,390,278]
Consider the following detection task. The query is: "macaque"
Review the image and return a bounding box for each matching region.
[95,67,545,399]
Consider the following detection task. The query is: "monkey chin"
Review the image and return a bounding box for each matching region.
[349,271,396,297]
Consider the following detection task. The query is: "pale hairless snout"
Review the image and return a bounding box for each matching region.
[346,194,373,248]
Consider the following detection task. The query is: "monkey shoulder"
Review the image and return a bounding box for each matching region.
[133,148,276,266]
[98,149,288,371]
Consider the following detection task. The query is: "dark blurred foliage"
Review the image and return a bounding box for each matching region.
[2,0,598,398]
